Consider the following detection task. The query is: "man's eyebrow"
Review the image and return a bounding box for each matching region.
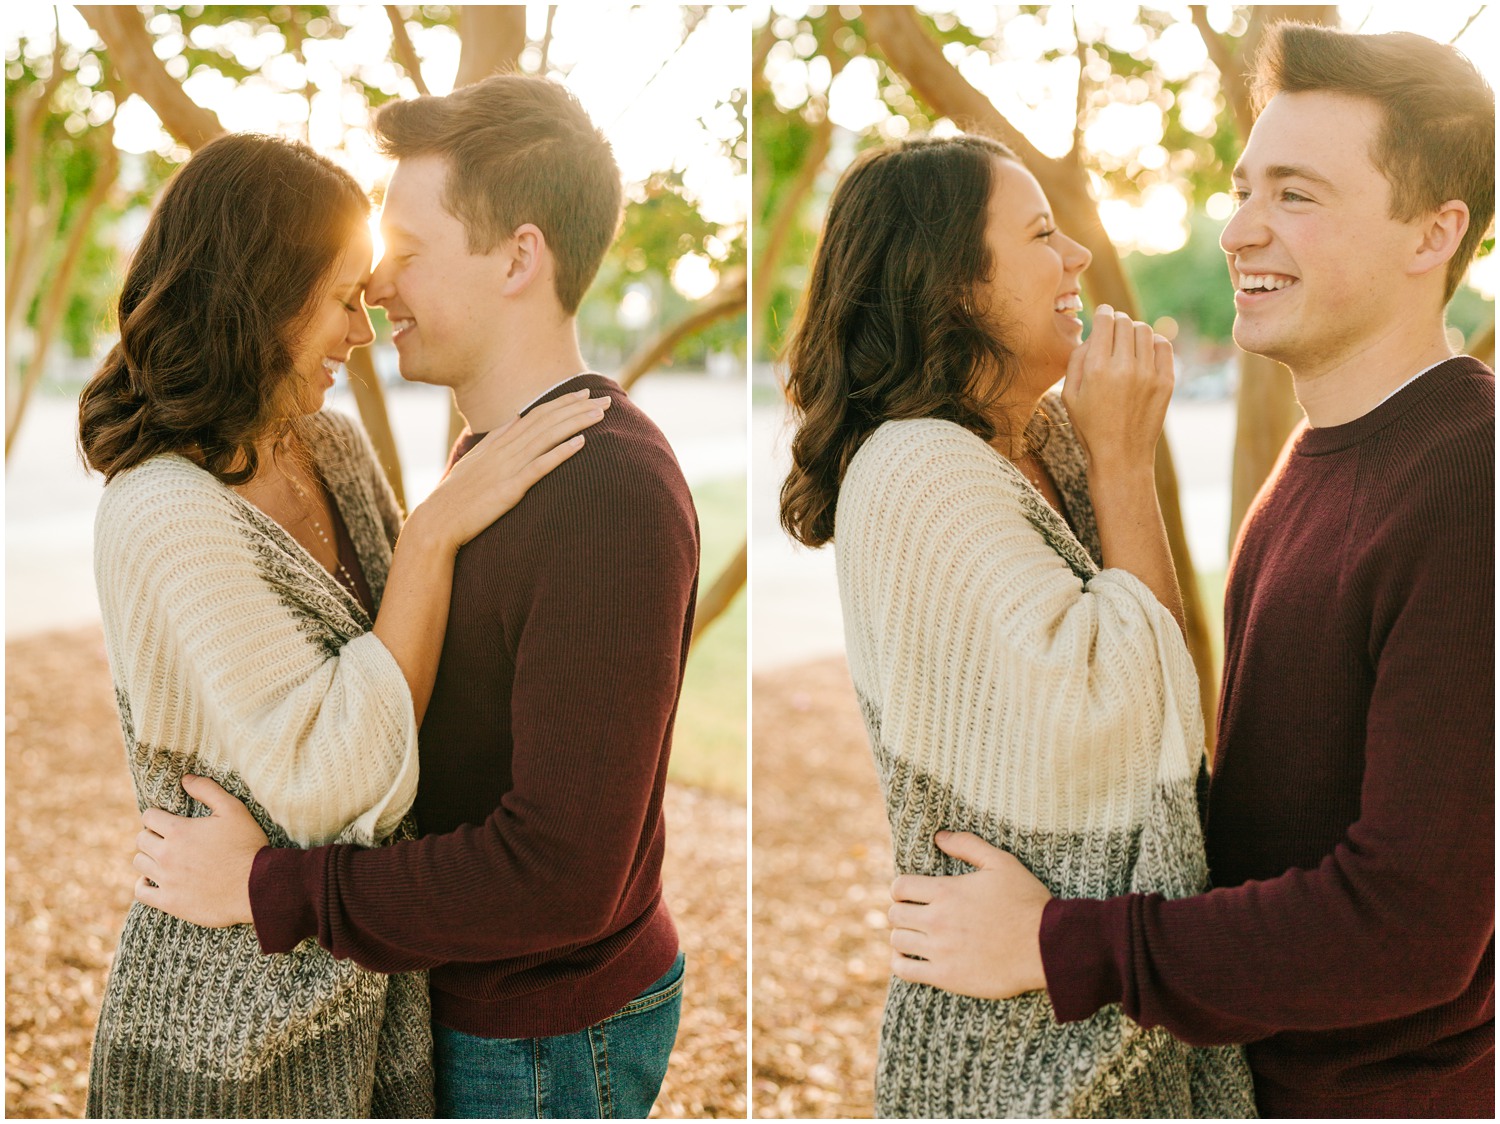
[381,221,422,243]
[1232,162,1339,193]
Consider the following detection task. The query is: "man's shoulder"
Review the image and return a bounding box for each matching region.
[474,380,697,559]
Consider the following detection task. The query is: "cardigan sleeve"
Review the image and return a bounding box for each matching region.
[837,420,1201,842]
[95,460,419,848]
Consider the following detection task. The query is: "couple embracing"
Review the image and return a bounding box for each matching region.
[82,76,696,1117]
[782,23,1493,1118]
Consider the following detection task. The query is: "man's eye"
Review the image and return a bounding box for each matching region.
[1282,190,1310,203]
[1036,228,1056,241]
[1230,190,1249,205]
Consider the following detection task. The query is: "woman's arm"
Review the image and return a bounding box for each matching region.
[368,389,609,724]
[1062,307,1185,635]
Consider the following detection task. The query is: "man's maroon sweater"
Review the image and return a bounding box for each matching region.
[1040,357,1494,1117]
[249,373,700,1038]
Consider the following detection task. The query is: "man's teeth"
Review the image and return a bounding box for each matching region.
[1053,294,1083,313]
[391,319,415,333]
[1238,274,1297,292]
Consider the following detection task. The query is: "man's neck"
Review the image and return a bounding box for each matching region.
[453,320,591,434]
[1289,319,1454,428]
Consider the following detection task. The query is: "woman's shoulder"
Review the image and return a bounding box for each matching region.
[99,453,230,519]
[848,417,997,483]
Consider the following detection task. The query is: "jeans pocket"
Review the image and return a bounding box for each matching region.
[588,953,686,1118]
[606,951,686,1022]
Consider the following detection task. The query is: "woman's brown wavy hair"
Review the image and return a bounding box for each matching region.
[779,134,1021,548]
[78,133,369,485]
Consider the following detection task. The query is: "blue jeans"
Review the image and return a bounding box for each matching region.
[433,953,685,1119]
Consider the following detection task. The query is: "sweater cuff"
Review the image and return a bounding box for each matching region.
[249,844,322,954]
[1040,895,1131,1022]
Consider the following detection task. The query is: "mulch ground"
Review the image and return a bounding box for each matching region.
[4,625,746,1119]
[751,657,892,1119]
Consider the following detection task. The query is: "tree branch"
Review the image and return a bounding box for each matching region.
[454,7,526,88]
[1191,6,1253,138]
[691,539,747,644]
[753,115,831,354]
[617,266,746,390]
[751,17,776,94]
[861,6,1054,172]
[6,138,118,458]
[539,6,557,71]
[78,6,225,150]
[384,6,430,96]
[6,19,69,332]
[1070,12,1087,160]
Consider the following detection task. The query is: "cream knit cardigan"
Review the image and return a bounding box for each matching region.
[87,409,433,1118]
[835,400,1256,1118]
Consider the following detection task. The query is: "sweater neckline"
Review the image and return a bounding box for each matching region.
[1294,356,1486,457]
[454,371,615,459]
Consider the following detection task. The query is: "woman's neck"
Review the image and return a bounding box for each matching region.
[986,392,1045,461]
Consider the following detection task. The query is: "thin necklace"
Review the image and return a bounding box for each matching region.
[286,470,359,598]
[1011,449,1047,493]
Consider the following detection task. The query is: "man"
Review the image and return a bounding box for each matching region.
[136,75,700,1118]
[886,24,1494,1118]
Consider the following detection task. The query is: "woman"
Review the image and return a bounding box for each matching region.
[78,133,606,1117]
[779,135,1257,1117]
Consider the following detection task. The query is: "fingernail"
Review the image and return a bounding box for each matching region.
[575,388,590,398]
[1096,304,1112,317]
[934,830,950,840]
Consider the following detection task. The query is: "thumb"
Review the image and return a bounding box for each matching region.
[933,830,1006,870]
[181,774,236,815]
[1062,338,1088,407]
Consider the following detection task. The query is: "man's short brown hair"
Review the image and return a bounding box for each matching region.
[1251,23,1495,302]
[373,75,622,313]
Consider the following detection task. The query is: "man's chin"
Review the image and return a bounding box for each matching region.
[1230,320,1295,369]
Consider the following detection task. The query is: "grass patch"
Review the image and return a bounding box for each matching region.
[1196,568,1226,669]
[669,475,747,798]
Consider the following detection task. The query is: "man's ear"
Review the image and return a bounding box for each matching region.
[500,223,549,298]
[1406,199,1470,282]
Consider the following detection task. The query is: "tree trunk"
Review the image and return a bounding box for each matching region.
[1228,353,1302,549]
[753,119,831,354]
[455,7,528,87]
[6,141,119,459]
[345,349,407,510]
[1467,319,1494,366]
[863,4,1218,742]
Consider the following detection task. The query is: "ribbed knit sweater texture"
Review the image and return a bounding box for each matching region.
[250,373,700,1039]
[87,408,433,1118]
[1041,357,1494,1118]
[835,397,1256,1118]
